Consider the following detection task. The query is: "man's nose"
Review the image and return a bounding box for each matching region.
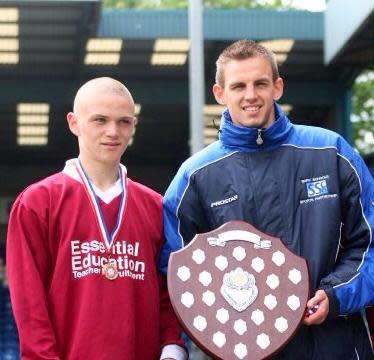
[244,85,257,100]
[105,121,119,136]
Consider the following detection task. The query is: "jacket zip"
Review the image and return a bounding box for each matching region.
[256,129,264,145]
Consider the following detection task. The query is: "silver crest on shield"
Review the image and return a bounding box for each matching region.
[220,267,258,312]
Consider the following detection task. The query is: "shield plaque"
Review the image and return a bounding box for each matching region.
[167,221,309,360]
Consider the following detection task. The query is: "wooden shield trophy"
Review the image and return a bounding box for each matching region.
[167,221,309,360]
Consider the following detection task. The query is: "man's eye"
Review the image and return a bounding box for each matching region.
[120,117,135,125]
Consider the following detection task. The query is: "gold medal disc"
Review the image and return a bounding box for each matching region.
[102,262,119,280]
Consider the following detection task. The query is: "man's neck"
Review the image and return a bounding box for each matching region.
[78,157,120,191]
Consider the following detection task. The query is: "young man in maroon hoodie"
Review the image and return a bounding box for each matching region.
[6,77,186,360]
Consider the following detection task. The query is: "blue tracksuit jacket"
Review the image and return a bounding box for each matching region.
[160,103,374,359]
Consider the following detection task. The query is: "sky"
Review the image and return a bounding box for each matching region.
[292,0,326,11]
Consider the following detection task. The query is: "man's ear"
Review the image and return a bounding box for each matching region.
[66,112,79,137]
[273,77,284,101]
[212,84,226,105]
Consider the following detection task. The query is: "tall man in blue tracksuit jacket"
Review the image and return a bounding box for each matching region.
[159,40,374,358]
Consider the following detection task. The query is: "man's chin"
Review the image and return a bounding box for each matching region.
[237,118,263,128]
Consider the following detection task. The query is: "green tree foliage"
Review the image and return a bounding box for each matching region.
[103,0,149,8]
[203,0,292,9]
[352,70,374,155]
[102,0,294,9]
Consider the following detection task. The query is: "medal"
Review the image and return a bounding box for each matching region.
[102,262,119,280]
[75,159,126,281]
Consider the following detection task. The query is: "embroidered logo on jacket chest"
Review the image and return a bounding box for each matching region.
[300,175,337,204]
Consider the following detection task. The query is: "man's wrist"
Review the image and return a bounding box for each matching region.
[319,286,338,318]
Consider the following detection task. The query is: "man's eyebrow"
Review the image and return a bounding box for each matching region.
[228,80,245,87]
[90,113,108,118]
[119,114,135,119]
[255,77,271,82]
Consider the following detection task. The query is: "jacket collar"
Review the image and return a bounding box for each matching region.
[218,102,293,152]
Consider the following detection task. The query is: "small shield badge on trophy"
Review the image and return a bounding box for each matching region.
[221,267,258,312]
[167,221,309,360]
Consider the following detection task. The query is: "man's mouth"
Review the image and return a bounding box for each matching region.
[242,105,261,113]
[102,142,120,147]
